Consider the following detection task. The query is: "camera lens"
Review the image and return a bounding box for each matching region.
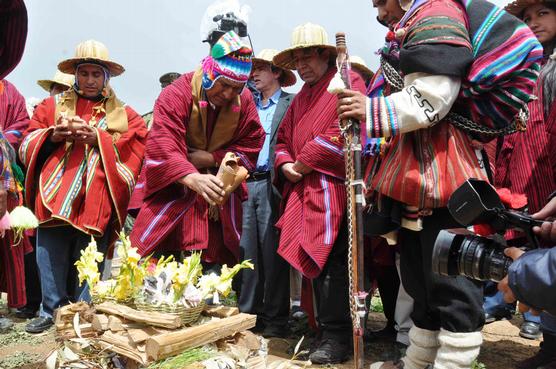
[433,229,512,283]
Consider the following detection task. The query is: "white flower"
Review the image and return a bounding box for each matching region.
[9,206,39,230]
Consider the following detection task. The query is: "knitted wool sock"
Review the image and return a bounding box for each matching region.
[433,329,483,369]
[370,326,439,369]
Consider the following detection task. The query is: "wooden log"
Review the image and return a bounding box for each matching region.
[203,305,239,318]
[56,323,96,340]
[92,314,109,332]
[145,313,256,361]
[127,326,165,344]
[108,315,125,332]
[96,302,182,329]
[98,340,147,365]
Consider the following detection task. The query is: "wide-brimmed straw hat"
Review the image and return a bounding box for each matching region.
[58,40,125,77]
[273,23,337,71]
[505,0,556,16]
[37,71,75,92]
[350,56,374,81]
[252,49,297,87]
[0,0,28,80]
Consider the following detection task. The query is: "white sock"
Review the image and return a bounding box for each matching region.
[433,329,483,369]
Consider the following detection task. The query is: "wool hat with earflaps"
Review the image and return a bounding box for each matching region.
[273,23,337,71]
[252,49,297,87]
[0,0,28,80]
[37,71,75,93]
[201,30,253,90]
[505,0,556,16]
[58,40,125,77]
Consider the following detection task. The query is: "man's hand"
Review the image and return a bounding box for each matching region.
[51,115,75,143]
[0,189,7,218]
[281,163,303,183]
[292,160,312,175]
[181,173,225,205]
[532,196,556,243]
[188,149,216,169]
[497,247,542,315]
[73,123,98,146]
[337,89,367,122]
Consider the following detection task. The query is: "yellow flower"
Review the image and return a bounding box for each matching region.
[74,237,104,290]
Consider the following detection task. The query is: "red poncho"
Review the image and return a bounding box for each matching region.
[130,72,264,265]
[274,68,366,278]
[19,90,147,247]
[0,79,30,308]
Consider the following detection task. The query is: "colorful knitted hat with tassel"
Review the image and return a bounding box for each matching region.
[202,30,253,90]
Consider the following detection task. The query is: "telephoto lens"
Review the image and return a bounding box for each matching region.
[432,229,513,282]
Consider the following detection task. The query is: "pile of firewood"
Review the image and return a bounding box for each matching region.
[54,301,256,366]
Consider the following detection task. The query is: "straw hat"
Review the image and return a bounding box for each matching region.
[273,23,337,70]
[350,56,374,81]
[37,71,75,92]
[0,0,28,80]
[58,40,125,77]
[505,0,555,16]
[252,49,297,87]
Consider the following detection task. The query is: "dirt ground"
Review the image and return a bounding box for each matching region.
[0,307,540,369]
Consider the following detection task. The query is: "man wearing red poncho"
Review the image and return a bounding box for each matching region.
[19,40,147,333]
[130,30,264,266]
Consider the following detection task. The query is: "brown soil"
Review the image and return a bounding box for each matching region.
[0,312,540,368]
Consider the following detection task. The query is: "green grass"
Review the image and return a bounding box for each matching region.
[0,351,39,369]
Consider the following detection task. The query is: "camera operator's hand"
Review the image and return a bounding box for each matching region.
[498,247,541,316]
[532,196,556,243]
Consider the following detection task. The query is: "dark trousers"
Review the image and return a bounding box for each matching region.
[37,226,109,318]
[23,237,41,310]
[238,179,290,327]
[399,208,484,332]
[313,219,352,340]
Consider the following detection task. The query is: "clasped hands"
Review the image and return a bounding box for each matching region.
[51,115,98,146]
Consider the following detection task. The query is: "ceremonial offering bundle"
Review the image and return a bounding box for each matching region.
[75,232,253,323]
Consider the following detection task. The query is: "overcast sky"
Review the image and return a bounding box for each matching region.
[8,0,507,114]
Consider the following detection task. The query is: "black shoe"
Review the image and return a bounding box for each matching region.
[365,324,397,341]
[516,348,556,369]
[262,324,289,338]
[290,305,306,320]
[25,317,53,333]
[250,319,265,334]
[308,338,351,364]
[484,310,512,324]
[520,321,542,340]
[0,317,14,332]
[15,306,39,319]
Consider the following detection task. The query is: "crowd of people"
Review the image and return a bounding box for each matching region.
[1,0,556,368]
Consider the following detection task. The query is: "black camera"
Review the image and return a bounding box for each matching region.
[432,179,543,282]
[204,12,248,47]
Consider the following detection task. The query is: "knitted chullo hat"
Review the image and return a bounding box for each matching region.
[202,30,253,90]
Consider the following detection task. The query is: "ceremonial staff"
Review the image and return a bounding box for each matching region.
[335,32,367,369]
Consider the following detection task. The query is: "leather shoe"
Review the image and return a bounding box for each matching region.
[0,317,14,332]
[25,316,53,333]
[484,310,512,324]
[262,324,289,338]
[309,338,350,364]
[519,321,541,340]
[365,324,397,341]
[15,306,38,319]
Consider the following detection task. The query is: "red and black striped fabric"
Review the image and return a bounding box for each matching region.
[0,0,28,80]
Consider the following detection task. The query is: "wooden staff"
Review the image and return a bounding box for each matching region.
[335,32,367,369]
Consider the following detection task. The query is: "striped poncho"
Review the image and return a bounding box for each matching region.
[365,0,543,210]
[19,91,147,246]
